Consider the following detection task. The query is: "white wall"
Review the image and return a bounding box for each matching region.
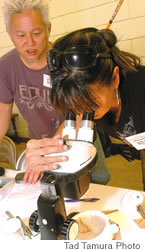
[0,0,145,137]
[49,0,145,62]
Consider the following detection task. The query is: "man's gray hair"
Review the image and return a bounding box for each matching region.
[3,0,50,32]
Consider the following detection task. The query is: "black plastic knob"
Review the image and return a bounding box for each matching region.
[29,210,40,232]
[61,218,79,240]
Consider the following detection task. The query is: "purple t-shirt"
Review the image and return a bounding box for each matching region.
[0,49,64,139]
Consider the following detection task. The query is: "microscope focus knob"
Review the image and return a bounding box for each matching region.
[61,218,79,240]
[29,210,40,232]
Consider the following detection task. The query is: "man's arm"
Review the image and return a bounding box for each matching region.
[0,102,13,143]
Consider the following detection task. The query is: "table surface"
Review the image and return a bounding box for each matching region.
[0,169,145,240]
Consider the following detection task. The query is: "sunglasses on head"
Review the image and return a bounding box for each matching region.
[47,45,112,72]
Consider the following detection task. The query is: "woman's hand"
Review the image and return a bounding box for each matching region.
[23,135,68,184]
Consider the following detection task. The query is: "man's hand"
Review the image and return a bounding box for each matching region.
[23,135,68,184]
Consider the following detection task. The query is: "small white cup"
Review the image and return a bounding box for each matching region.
[120,191,144,219]
[71,210,112,240]
[1,218,25,240]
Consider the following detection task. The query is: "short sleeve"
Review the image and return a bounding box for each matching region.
[0,70,13,104]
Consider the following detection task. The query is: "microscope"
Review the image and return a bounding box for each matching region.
[29,112,97,240]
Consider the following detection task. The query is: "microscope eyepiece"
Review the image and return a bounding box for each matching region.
[62,112,76,140]
[82,112,94,121]
[65,112,76,121]
[78,112,94,142]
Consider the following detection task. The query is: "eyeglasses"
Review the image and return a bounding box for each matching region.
[47,46,112,72]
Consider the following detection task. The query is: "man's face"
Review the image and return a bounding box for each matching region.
[9,9,49,66]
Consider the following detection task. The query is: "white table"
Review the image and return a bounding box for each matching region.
[65,183,130,214]
[0,169,145,240]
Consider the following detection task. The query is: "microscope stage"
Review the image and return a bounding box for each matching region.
[45,140,96,174]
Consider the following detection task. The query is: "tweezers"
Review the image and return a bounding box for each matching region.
[5,211,33,239]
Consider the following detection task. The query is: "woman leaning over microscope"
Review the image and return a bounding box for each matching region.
[24,27,145,188]
[47,27,145,188]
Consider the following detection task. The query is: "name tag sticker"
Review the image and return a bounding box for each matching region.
[125,132,145,150]
[43,74,52,88]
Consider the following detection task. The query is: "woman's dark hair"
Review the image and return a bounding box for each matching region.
[50,27,141,113]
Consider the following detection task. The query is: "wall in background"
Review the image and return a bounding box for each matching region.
[0,0,145,137]
[49,0,145,63]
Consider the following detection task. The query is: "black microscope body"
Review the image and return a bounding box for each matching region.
[30,112,97,240]
[37,151,97,240]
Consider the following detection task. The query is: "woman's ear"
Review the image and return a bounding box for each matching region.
[112,66,120,89]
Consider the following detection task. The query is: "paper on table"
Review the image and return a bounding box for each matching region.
[0,168,41,201]
[4,181,41,201]
[125,132,145,150]
[0,181,41,221]
[0,178,15,200]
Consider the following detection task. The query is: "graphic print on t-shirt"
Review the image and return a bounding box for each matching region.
[117,116,137,143]
[19,85,53,111]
